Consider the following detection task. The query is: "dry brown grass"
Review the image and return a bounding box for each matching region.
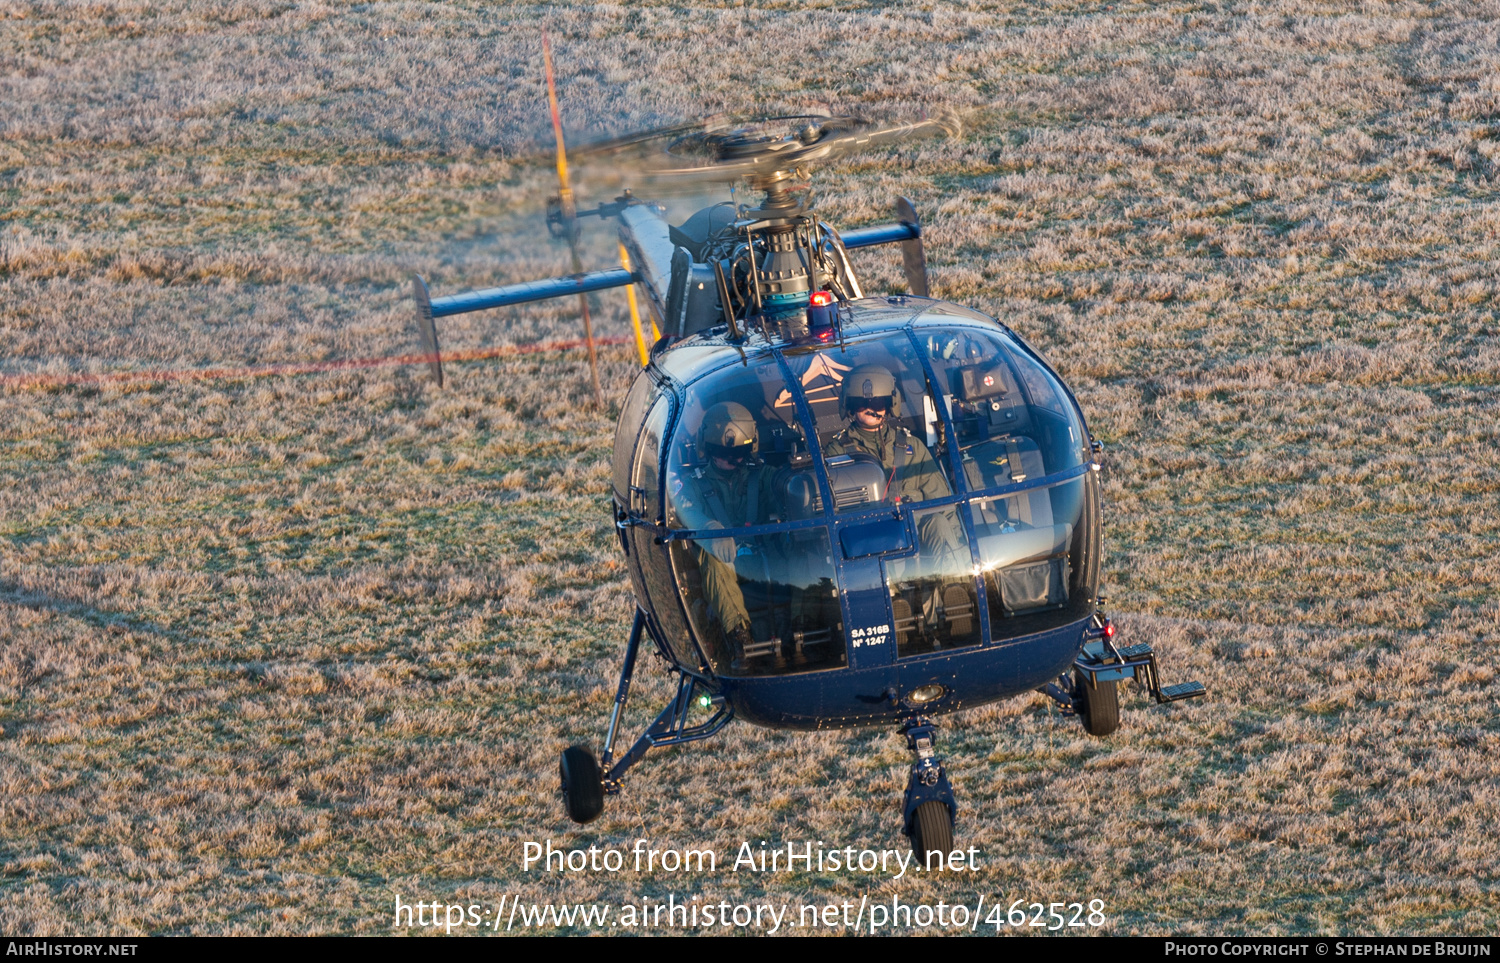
[1,0,1497,936]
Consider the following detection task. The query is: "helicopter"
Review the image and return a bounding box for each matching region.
[412,89,1206,866]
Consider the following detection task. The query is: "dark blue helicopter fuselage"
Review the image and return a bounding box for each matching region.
[613,298,1103,731]
[723,618,1086,729]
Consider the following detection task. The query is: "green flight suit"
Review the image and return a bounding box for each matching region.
[823,422,962,556]
[673,460,779,635]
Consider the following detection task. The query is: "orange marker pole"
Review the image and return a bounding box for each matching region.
[543,32,605,408]
[543,33,572,208]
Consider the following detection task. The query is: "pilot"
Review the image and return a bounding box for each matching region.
[674,402,779,663]
[823,364,957,544]
[824,365,970,642]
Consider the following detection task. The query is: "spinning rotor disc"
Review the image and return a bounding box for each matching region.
[574,110,960,190]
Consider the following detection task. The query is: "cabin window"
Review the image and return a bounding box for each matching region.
[916,327,1088,486]
[782,336,956,514]
[886,504,982,657]
[973,476,1096,641]
[670,529,846,677]
[665,359,810,531]
[661,361,845,675]
[628,395,700,667]
[916,326,1098,641]
[612,372,658,506]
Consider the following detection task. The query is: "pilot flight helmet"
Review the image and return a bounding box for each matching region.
[699,402,759,464]
[839,364,901,419]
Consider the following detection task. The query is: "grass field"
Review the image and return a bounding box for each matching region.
[1,0,1497,936]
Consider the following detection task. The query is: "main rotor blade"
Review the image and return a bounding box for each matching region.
[636,111,961,187]
[543,32,574,201]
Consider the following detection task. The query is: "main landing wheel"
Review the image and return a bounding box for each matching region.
[910,801,954,871]
[1074,669,1120,737]
[559,745,604,824]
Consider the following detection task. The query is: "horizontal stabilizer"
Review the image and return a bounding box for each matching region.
[841,222,920,251]
[427,268,636,319]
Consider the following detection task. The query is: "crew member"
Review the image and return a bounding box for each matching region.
[824,365,973,645]
[672,402,779,664]
[823,364,958,553]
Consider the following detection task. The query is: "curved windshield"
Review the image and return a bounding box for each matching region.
[664,360,846,676]
[636,325,1098,676]
[973,475,1098,640]
[917,327,1088,488]
[782,335,956,514]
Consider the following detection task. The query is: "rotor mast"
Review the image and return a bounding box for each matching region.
[411,110,957,388]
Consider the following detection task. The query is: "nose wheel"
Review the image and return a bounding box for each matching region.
[909,800,954,870]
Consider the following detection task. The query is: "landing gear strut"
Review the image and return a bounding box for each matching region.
[558,609,734,824]
[1042,609,1207,736]
[900,716,956,870]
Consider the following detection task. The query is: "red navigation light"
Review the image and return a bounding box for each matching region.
[806,290,839,338]
[1104,622,1115,638]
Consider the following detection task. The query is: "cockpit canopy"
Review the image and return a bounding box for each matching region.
[613,304,1101,680]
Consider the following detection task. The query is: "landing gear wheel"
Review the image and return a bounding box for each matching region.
[559,745,604,824]
[1074,669,1120,737]
[909,800,954,871]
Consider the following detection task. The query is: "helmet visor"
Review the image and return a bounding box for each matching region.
[704,442,752,465]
